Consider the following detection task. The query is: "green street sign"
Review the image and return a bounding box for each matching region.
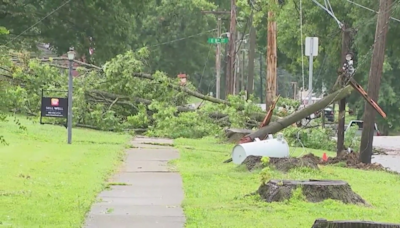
[208,37,229,44]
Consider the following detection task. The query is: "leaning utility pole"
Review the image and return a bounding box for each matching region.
[360,0,392,163]
[247,11,256,99]
[201,10,230,99]
[266,0,277,108]
[225,0,237,97]
[337,23,352,155]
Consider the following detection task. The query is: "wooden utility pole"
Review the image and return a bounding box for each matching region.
[360,0,392,163]
[290,82,297,100]
[241,49,246,92]
[247,11,256,100]
[259,52,263,103]
[225,0,237,97]
[266,0,277,108]
[337,24,352,155]
[201,10,230,99]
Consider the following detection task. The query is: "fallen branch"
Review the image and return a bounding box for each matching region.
[132,72,231,106]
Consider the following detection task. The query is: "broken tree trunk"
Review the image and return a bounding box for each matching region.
[258,179,367,205]
[246,85,354,140]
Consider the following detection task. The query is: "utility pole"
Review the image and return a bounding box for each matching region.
[360,0,392,163]
[241,49,246,92]
[225,0,237,97]
[216,18,222,98]
[247,11,256,100]
[337,24,352,155]
[259,52,263,103]
[266,0,277,108]
[201,10,230,99]
[290,82,297,100]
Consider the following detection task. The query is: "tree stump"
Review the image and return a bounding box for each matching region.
[312,218,400,228]
[258,179,367,205]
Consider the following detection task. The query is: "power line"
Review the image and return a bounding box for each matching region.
[311,0,343,28]
[3,0,73,46]
[147,29,216,49]
[346,0,400,23]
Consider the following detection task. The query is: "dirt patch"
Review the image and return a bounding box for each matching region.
[269,154,320,172]
[258,179,367,205]
[242,153,320,172]
[242,156,262,171]
[323,152,385,171]
[241,152,389,172]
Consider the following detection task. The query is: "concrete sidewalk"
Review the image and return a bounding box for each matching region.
[84,136,185,228]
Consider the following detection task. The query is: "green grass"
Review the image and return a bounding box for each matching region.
[173,137,400,228]
[0,116,130,227]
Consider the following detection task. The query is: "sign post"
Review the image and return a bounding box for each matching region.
[305,37,319,105]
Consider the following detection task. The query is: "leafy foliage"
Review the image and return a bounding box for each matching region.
[0,49,270,139]
[281,124,360,151]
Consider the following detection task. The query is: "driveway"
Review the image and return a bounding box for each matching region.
[372,136,400,173]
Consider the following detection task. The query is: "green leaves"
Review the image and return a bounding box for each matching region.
[0,26,9,35]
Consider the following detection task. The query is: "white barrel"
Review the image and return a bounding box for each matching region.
[231,133,290,165]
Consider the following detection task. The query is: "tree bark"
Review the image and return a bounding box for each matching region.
[312,219,400,228]
[247,11,256,100]
[266,0,277,109]
[226,0,237,96]
[360,0,392,164]
[246,85,353,140]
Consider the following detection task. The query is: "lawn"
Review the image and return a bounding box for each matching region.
[173,137,400,228]
[0,116,130,227]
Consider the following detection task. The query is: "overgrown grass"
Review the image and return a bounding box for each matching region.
[0,116,130,227]
[173,137,400,228]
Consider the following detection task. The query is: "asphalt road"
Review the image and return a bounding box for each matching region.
[372,136,400,173]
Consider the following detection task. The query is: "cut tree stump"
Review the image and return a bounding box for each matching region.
[312,218,400,228]
[258,179,367,205]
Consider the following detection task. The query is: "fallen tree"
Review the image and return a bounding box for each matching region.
[0,49,321,139]
[244,85,354,140]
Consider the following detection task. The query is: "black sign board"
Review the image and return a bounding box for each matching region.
[41,96,68,118]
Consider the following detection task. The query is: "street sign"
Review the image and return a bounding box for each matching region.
[208,38,229,44]
[305,37,319,105]
[305,37,319,56]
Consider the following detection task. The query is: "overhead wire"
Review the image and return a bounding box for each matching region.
[2,0,73,46]
[304,0,399,156]
[294,0,397,156]
[346,0,400,23]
